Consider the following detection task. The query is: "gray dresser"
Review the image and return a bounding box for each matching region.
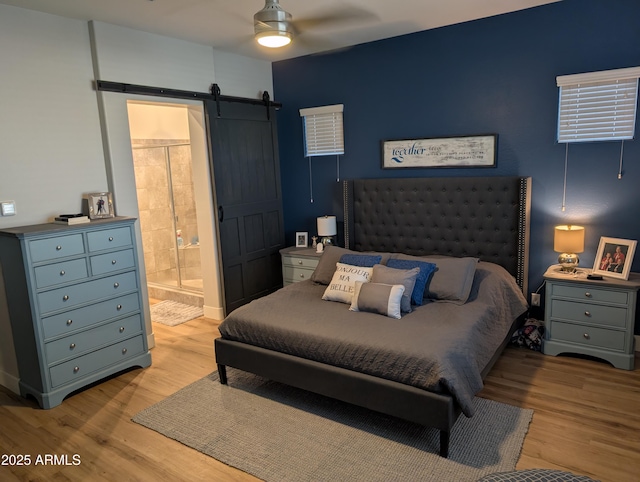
[543,266,640,370]
[0,217,151,408]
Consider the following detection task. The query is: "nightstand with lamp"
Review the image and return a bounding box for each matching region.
[543,225,640,370]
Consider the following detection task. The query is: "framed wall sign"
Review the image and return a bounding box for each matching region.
[592,236,637,280]
[382,134,497,169]
[87,192,115,219]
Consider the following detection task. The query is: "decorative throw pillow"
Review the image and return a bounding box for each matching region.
[311,246,392,285]
[350,282,405,319]
[339,253,383,267]
[385,258,437,306]
[371,264,420,313]
[393,254,478,305]
[322,262,373,304]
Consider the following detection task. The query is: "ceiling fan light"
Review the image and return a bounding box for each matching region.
[255,30,292,48]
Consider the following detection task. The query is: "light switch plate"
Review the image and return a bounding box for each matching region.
[1,201,16,216]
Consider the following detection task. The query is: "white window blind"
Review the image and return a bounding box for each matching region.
[299,104,344,156]
[557,66,640,143]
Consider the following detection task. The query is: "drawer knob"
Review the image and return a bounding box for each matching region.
[109,237,114,241]
[60,270,65,276]
[116,304,123,310]
[122,348,128,354]
[585,292,592,298]
[583,333,591,340]
[300,273,305,278]
[63,295,69,301]
[298,260,303,265]
[56,245,62,251]
[66,319,73,326]
[584,311,591,317]
[119,326,125,333]
[70,343,76,349]
[114,282,120,288]
[112,260,117,265]
[73,366,80,373]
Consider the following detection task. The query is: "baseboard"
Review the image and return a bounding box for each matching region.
[204,304,224,321]
[0,370,20,395]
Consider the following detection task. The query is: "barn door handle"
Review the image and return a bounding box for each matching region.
[218,206,224,223]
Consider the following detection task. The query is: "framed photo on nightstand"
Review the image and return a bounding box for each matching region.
[295,232,308,248]
[86,192,115,219]
[592,236,637,280]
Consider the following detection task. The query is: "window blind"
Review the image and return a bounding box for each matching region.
[299,104,344,156]
[557,66,640,143]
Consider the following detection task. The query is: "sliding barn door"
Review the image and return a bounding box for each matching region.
[205,100,285,314]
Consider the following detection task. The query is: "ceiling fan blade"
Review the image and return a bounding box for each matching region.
[291,5,379,34]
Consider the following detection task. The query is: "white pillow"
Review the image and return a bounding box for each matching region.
[350,282,405,319]
[322,262,373,304]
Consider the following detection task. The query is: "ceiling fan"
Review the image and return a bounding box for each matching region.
[253,0,377,49]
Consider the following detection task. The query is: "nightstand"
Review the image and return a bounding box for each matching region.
[280,247,322,285]
[543,265,640,370]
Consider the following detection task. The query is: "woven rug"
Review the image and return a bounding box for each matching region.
[150,300,203,326]
[133,368,533,481]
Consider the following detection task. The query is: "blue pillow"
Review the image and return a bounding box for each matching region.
[386,259,437,305]
[339,253,383,267]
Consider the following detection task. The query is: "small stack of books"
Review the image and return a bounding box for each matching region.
[54,214,90,225]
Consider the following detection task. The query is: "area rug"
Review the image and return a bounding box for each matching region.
[133,368,533,481]
[150,300,203,326]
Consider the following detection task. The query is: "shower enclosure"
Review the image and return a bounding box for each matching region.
[131,140,203,298]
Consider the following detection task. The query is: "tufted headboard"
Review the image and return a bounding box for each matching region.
[342,176,531,294]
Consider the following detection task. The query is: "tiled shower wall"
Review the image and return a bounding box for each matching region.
[131,139,202,289]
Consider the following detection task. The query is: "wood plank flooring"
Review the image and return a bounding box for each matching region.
[1,302,639,481]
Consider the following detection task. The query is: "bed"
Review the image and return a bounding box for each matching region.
[214,176,531,457]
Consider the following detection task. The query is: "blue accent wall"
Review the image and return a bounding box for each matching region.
[272,0,640,313]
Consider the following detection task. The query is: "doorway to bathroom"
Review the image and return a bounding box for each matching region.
[127,101,206,307]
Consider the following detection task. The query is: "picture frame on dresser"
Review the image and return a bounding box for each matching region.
[87,192,115,219]
[592,236,637,280]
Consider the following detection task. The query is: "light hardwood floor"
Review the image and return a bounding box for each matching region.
[1,303,639,482]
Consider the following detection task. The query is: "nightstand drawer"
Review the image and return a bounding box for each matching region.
[87,226,132,252]
[282,256,319,270]
[29,234,85,263]
[283,265,315,282]
[90,249,135,275]
[49,335,145,387]
[45,314,142,364]
[552,284,628,305]
[550,321,626,351]
[550,300,627,328]
[42,293,141,339]
[34,258,88,289]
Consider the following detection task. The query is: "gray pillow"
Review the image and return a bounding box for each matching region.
[392,254,478,305]
[311,245,392,285]
[349,281,405,319]
[371,264,419,313]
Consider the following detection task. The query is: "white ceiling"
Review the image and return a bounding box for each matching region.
[0,0,560,61]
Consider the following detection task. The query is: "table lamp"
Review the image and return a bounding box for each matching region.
[554,225,585,272]
[317,215,337,247]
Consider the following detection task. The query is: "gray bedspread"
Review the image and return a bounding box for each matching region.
[218,261,528,417]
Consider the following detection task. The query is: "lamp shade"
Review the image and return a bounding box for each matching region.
[554,225,585,253]
[317,215,337,236]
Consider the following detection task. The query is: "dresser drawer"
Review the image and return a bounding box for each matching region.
[283,265,315,282]
[550,300,627,328]
[37,271,138,314]
[90,249,135,276]
[282,256,319,270]
[87,226,132,252]
[34,258,88,289]
[29,234,85,263]
[552,284,628,305]
[45,314,142,364]
[549,321,626,351]
[49,335,145,387]
[42,292,141,339]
